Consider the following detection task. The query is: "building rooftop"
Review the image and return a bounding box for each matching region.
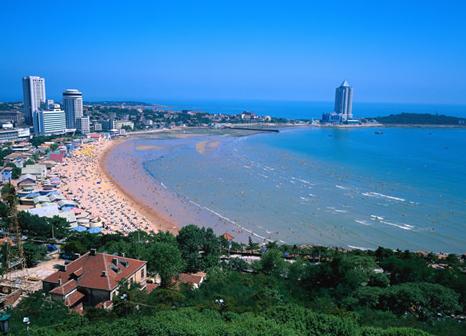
[44,251,146,292]
[340,80,350,87]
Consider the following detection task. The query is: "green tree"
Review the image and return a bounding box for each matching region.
[149,242,184,287]
[260,248,287,276]
[177,225,220,272]
[23,242,47,267]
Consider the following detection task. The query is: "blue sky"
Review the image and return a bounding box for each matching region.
[1,0,466,104]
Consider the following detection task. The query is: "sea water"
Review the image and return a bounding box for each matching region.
[140,127,466,253]
[152,99,466,119]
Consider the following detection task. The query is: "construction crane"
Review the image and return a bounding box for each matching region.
[1,183,26,278]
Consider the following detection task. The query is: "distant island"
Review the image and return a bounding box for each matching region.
[367,113,466,126]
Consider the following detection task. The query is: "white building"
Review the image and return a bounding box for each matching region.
[76,116,90,134]
[63,89,83,129]
[334,80,353,122]
[113,120,134,130]
[22,76,46,125]
[35,104,67,135]
[93,122,103,131]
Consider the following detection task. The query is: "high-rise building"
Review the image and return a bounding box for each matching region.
[34,104,66,135]
[22,76,46,125]
[76,116,90,134]
[334,80,353,122]
[63,89,83,129]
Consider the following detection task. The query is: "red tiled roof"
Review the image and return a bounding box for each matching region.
[145,283,158,294]
[72,267,84,277]
[44,252,146,292]
[178,272,206,286]
[222,232,234,241]
[49,153,64,163]
[64,290,85,306]
[50,279,78,296]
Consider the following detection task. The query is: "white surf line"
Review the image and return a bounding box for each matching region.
[188,200,275,242]
[370,215,384,221]
[348,244,372,251]
[354,219,371,226]
[381,220,414,231]
[362,191,406,202]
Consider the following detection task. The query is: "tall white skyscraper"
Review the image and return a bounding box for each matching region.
[22,76,46,125]
[63,89,83,129]
[334,80,353,121]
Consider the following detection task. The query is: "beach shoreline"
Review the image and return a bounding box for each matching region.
[99,139,179,235]
[101,131,277,244]
[54,138,178,235]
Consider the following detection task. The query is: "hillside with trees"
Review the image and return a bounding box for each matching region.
[369,113,466,125]
[3,224,465,336]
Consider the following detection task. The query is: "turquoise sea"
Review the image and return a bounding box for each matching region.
[134,126,466,253]
[152,99,466,119]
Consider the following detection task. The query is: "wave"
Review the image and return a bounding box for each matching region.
[381,220,414,231]
[336,185,349,190]
[362,192,405,202]
[348,245,372,251]
[354,219,371,226]
[297,178,312,185]
[188,200,273,242]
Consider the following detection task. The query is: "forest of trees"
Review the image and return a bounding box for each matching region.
[371,113,466,125]
[3,224,465,336]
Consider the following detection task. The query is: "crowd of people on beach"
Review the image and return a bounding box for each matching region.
[53,140,154,234]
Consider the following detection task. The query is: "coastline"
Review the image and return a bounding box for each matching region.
[99,139,179,235]
[90,126,465,253]
[54,138,178,235]
[101,131,278,244]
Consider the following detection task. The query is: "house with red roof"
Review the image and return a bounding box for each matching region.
[49,152,65,163]
[43,249,147,312]
[176,272,207,289]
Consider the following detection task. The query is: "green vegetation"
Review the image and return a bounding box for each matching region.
[0,185,70,268]
[0,147,13,166]
[0,102,21,111]
[371,113,466,125]
[5,162,21,179]
[5,225,460,336]
[0,185,463,336]
[30,135,65,147]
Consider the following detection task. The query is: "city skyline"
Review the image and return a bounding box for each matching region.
[1,1,466,104]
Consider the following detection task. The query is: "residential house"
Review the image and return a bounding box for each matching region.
[43,250,147,312]
[49,152,64,164]
[1,167,13,183]
[16,174,37,189]
[21,164,47,180]
[177,272,207,289]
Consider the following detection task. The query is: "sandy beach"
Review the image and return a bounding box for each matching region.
[102,134,277,244]
[53,138,178,235]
